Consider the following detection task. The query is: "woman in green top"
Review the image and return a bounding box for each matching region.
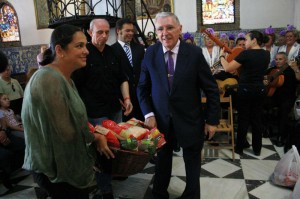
[22,24,115,199]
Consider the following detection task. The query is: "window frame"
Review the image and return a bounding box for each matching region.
[0,0,21,47]
[196,0,240,31]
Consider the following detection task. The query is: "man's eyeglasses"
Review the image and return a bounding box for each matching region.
[11,84,15,92]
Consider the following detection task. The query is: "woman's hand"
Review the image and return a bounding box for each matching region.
[0,130,10,146]
[220,47,226,57]
[94,133,115,159]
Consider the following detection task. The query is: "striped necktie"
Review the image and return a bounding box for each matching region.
[124,43,133,66]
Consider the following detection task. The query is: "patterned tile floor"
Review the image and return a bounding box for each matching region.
[0,133,295,199]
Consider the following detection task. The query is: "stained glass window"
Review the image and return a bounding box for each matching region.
[202,0,235,25]
[197,0,240,31]
[0,2,20,44]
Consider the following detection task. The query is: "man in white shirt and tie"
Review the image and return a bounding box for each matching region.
[112,18,145,121]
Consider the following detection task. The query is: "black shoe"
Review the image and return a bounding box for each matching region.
[276,137,284,147]
[35,187,49,199]
[3,179,13,190]
[263,128,270,138]
[234,147,243,156]
[209,142,219,146]
[1,172,13,190]
[174,144,181,152]
[254,151,261,156]
[112,176,128,181]
[149,156,157,164]
[207,137,219,146]
[92,193,102,199]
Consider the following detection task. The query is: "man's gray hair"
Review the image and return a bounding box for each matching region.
[155,12,180,25]
[89,18,110,31]
[276,51,288,60]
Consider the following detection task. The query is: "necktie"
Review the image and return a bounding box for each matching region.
[167,51,174,89]
[124,43,133,66]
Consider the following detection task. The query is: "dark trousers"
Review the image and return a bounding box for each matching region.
[152,126,203,199]
[236,90,264,153]
[0,131,25,174]
[264,97,294,138]
[88,113,121,194]
[32,172,89,199]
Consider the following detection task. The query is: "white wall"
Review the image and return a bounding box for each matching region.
[174,0,198,33]
[5,0,299,47]
[294,0,300,29]
[137,0,298,35]
[175,0,297,30]
[239,0,295,29]
[9,0,53,46]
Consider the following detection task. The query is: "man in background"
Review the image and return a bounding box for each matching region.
[0,52,24,115]
[72,18,132,199]
[112,18,145,121]
[37,44,48,68]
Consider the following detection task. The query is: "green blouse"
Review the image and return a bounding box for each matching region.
[22,67,96,188]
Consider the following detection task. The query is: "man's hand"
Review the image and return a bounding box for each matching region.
[123,99,133,116]
[204,124,217,140]
[263,75,270,86]
[94,133,115,159]
[119,99,133,116]
[144,116,157,129]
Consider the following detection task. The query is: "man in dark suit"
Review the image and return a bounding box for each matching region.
[137,12,220,199]
[112,18,145,121]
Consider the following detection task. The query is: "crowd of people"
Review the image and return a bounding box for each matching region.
[187,24,300,151]
[0,11,300,199]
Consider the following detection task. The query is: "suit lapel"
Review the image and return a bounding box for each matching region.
[116,42,132,67]
[155,45,169,93]
[131,44,137,66]
[171,43,189,93]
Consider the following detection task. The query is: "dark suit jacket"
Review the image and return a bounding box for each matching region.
[137,41,220,147]
[112,41,145,121]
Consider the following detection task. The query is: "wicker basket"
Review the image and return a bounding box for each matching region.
[110,147,151,177]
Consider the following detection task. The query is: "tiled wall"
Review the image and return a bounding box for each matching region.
[0,45,40,74]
